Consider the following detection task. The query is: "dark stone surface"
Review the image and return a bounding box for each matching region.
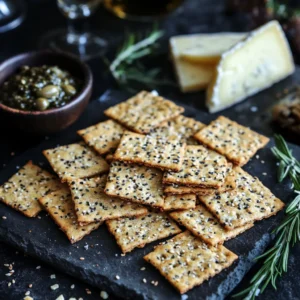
[0,89,300,300]
[0,0,300,299]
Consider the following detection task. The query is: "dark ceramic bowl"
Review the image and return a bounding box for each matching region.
[0,51,92,135]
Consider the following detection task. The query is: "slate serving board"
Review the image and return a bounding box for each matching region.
[0,89,299,300]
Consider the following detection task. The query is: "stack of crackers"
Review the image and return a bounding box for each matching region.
[0,91,285,294]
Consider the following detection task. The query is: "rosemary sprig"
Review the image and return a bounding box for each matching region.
[108,26,174,92]
[233,135,300,300]
[272,134,300,183]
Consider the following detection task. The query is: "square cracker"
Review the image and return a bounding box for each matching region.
[150,115,205,144]
[198,167,285,230]
[69,175,148,225]
[144,231,238,294]
[106,210,181,253]
[164,165,236,195]
[163,194,196,211]
[77,120,125,155]
[39,186,101,243]
[43,142,109,182]
[104,91,184,134]
[105,161,164,208]
[0,161,63,217]
[170,205,253,245]
[194,116,269,166]
[163,145,228,188]
[114,131,185,172]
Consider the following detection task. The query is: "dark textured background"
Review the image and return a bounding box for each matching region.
[0,0,300,299]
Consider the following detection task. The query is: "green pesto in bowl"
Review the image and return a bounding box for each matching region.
[0,65,81,111]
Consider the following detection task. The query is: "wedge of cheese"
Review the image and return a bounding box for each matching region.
[170,33,246,92]
[206,20,295,113]
[179,33,247,64]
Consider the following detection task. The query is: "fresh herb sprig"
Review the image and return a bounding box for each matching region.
[108,26,174,92]
[233,135,300,300]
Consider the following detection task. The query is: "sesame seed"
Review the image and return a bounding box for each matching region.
[86,288,92,294]
[100,290,109,299]
[25,291,30,296]
[36,266,41,269]
[79,257,85,261]
[50,274,56,279]
[55,295,64,300]
[115,275,120,280]
[140,267,146,271]
[142,278,147,283]
[28,284,33,288]
[262,172,267,176]
[2,216,7,219]
[50,284,59,290]
[70,284,75,289]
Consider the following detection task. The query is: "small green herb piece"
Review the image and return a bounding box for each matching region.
[108,26,174,92]
[233,135,300,299]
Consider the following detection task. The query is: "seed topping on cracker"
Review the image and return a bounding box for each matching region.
[43,142,109,182]
[104,91,184,134]
[194,116,269,166]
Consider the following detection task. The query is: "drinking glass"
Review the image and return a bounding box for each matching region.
[0,0,26,33]
[40,0,107,61]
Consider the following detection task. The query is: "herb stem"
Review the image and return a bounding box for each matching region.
[233,135,300,299]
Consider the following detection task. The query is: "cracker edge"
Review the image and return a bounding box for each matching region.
[38,193,102,243]
[193,116,270,166]
[169,208,254,245]
[143,231,238,294]
[106,218,182,253]
[42,146,109,183]
[0,160,58,218]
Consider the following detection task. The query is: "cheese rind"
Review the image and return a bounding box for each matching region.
[206,20,295,113]
[170,33,246,92]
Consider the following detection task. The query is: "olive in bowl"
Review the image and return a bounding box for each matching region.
[0,51,92,135]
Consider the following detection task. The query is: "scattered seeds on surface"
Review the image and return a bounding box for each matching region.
[100,290,109,299]
[50,284,59,290]
[86,288,92,295]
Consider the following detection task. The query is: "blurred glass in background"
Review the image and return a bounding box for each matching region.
[40,0,106,61]
[0,0,25,33]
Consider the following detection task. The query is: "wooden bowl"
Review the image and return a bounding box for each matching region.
[0,51,92,135]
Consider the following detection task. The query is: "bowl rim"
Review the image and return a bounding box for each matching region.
[0,50,93,115]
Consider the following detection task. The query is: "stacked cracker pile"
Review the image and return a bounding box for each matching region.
[0,91,285,294]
